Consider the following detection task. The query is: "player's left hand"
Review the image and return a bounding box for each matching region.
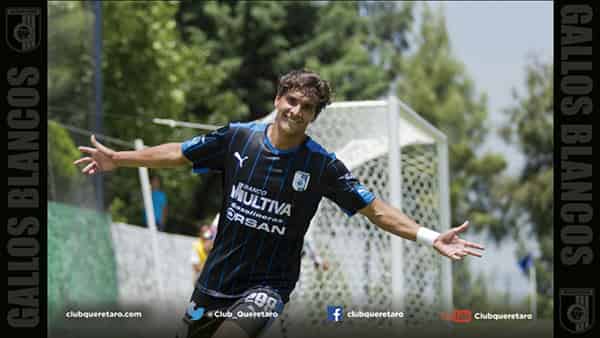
[433,221,485,261]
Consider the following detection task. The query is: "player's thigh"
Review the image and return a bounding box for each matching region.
[223,287,286,338]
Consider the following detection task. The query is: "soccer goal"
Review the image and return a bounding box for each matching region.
[260,95,452,337]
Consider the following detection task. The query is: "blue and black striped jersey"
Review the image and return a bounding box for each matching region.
[181,122,375,302]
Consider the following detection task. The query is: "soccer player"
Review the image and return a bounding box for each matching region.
[74,69,484,338]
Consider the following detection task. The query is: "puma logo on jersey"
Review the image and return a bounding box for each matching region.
[234,152,249,168]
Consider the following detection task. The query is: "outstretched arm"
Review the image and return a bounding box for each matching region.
[73,135,190,175]
[358,198,484,261]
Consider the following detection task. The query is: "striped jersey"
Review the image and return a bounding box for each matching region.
[181,122,375,302]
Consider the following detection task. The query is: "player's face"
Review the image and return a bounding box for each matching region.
[274,90,318,136]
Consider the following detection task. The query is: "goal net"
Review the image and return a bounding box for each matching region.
[260,96,452,337]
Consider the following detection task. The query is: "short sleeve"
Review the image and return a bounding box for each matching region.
[181,124,233,174]
[323,158,375,216]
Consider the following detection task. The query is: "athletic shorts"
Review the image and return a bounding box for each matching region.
[175,286,285,338]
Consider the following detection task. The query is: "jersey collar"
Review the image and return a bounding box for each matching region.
[263,123,307,155]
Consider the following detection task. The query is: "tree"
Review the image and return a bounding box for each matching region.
[175,1,413,117]
[359,1,414,82]
[500,57,553,318]
[395,4,515,314]
[281,1,392,101]
[453,260,490,310]
[177,1,307,120]
[396,4,506,235]
[48,121,84,203]
[48,2,95,128]
[99,1,246,232]
[48,2,103,209]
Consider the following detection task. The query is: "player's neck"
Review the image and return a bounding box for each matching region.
[267,123,306,151]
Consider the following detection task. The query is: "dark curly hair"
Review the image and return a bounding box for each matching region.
[276,69,332,119]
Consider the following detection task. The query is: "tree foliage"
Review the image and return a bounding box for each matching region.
[99,1,248,232]
[49,0,407,232]
[396,4,506,236]
[501,57,553,318]
[175,1,411,118]
[48,2,94,127]
[48,121,83,202]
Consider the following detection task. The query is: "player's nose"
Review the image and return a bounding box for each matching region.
[289,105,302,118]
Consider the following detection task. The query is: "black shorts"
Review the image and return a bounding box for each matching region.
[176,286,285,338]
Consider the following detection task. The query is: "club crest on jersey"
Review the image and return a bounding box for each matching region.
[292,171,310,191]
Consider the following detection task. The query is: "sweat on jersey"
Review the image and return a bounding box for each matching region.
[181,122,375,303]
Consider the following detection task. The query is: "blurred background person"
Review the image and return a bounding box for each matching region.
[144,175,168,232]
[190,223,214,284]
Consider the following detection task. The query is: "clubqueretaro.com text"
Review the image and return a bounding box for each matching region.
[65,310,143,319]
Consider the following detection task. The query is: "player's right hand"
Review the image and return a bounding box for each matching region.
[73,135,118,175]
[433,221,484,261]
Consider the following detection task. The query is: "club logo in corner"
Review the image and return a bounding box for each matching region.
[6,7,41,53]
[559,288,595,334]
[292,171,310,191]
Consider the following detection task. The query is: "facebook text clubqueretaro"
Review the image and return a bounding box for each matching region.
[347,311,405,319]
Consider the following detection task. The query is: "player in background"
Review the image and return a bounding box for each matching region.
[144,175,168,231]
[74,69,484,338]
[191,224,215,285]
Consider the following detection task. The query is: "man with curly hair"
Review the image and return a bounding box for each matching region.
[74,69,484,338]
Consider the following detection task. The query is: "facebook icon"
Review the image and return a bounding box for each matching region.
[327,306,344,322]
